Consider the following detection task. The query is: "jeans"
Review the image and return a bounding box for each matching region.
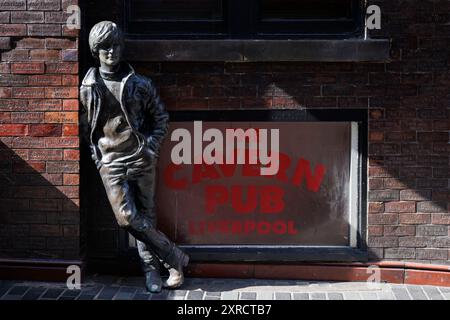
[98,148,185,272]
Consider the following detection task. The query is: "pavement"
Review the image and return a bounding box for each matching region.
[1,275,450,300]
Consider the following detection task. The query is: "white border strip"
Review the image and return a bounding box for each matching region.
[349,122,359,248]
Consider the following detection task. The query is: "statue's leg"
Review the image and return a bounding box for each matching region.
[126,158,189,271]
[98,162,163,292]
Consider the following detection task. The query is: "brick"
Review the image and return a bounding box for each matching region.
[400,189,432,201]
[398,237,430,248]
[28,99,62,111]
[0,87,11,98]
[384,248,416,259]
[431,214,450,225]
[383,225,416,236]
[63,149,79,160]
[417,201,447,213]
[0,99,28,111]
[46,62,78,74]
[45,87,78,99]
[62,49,77,62]
[416,249,448,260]
[384,178,415,189]
[45,112,78,123]
[0,12,9,23]
[28,124,61,137]
[369,202,384,214]
[63,173,79,185]
[0,71,29,85]
[11,11,44,23]
[28,0,60,11]
[56,186,78,198]
[45,137,79,148]
[29,149,62,160]
[369,190,399,202]
[29,75,62,86]
[12,63,45,74]
[28,24,60,37]
[12,87,45,99]
[15,37,45,49]
[62,124,78,136]
[62,75,78,86]
[368,236,398,248]
[399,213,431,225]
[0,63,10,73]
[30,49,60,62]
[47,161,79,173]
[0,124,27,136]
[11,112,44,123]
[62,99,78,111]
[368,225,383,236]
[13,160,45,173]
[1,48,28,61]
[29,224,62,236]
[0,37,10,50]
[0,23,26,36]
[418,132,448,142]
[63,225,79,237]
[0,0,25,10]
[368,213,398,225]
[45,38,77,49]
[385,201,416,213]
[417,225,448,236]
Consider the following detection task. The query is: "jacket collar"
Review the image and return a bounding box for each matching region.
[81,62,135,87]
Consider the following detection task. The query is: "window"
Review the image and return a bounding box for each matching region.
[124,0,364,39]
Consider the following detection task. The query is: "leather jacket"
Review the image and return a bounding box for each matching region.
[80,63,169,168]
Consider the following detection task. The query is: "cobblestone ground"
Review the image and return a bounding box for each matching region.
[1,276,450,300]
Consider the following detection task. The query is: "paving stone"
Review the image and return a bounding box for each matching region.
[186,290,204,300]
[327,293,344,300]
[378,291,396,300]
[391,287,411,300]
[422,286,444,300]
[77,294,96,300]
[81,285,103,296]
[41,288,64,300]
[167,290,187,300]
[343,292,362,300]
[310,292,327,300]
[150,290,169,300]
[240,292,256,300]
[221,291,239,300]
[406,286,428,300]
[114,287,137,300]
[293,292,309,300]
[133,293,152,300]
[60,289,81,299]
[22,287,47,300]
[360,292,378,300]
[96,286,120,300]
[257,292,273,300]
[8,286,29,296]
[274,292,291,300]
[0,281,14,298]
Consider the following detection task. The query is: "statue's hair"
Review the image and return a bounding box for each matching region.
[88,21,124,59]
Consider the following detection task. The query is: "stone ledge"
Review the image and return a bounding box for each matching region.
[125,39,391,62]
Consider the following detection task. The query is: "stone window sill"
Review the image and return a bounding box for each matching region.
[124,39,391,62]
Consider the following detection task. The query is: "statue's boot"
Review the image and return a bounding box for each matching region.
[145,269,163,293]
[163,251,189,289]
[127,225,190,289]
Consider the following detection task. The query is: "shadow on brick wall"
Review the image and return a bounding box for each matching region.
[0,141,81,260]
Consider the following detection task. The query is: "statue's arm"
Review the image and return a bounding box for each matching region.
[145,78,169,156]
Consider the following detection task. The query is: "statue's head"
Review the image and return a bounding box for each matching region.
[88,21,124,68]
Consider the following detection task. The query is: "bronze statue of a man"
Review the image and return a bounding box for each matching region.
[80,21,189,293]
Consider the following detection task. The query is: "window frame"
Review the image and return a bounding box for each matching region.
[123,0,365,39]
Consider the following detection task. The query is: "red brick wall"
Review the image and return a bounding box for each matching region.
[129,1,449,265]
[0,0,448,266]
[0,0,81,260]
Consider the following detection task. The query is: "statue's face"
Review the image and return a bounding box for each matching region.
[98,39,122,68]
